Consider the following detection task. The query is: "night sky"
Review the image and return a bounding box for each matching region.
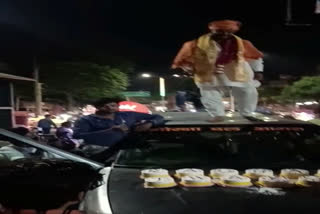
[0,0,319,81]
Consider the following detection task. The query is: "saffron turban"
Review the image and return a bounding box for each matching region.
[208,20,241,33]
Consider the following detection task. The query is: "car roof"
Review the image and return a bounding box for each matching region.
[151,112,317,133]
[159,112,311,126]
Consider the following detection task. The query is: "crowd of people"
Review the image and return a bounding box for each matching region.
[35,97,165,153]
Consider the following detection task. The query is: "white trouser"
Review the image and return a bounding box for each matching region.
[196,61,259,117]
[197,84,258,117]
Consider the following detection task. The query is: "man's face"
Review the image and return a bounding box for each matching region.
[98,102,119,114]
[211,30,232,41]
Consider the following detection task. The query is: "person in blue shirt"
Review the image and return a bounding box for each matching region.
[37,114,57,134]
[176,91,187,112]
[73,97,164,147]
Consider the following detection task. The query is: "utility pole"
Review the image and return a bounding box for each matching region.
[285,0,311,26]
[33,57,42,116]
[285,0,293,25]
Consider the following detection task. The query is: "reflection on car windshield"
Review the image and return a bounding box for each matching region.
[0,133,65,164]
[0,129,104,169]
[0,140,30,161]
[115,131,320,169]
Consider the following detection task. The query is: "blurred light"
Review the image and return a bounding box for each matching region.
[59,114,72,121]
[82,105,96,115]
[173,74,180,78]
[262,116,278,122]
[159,77,165,97]
[155,106,167,112]
[304,101,314,105]
[185,102,196,113]
[226,112,234,118]
[296,101,318,106]
[141,73,151,78]
[292,112,315,121]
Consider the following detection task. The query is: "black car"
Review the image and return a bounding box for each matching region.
[1,114,320,214]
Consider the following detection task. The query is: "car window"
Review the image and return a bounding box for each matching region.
[0,138,64,164]
[0,129,104,169]
[0,140,27,161]
[115,130,320,169]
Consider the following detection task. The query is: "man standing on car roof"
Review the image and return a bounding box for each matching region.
[73,97,164,147]
[171,20,264,122]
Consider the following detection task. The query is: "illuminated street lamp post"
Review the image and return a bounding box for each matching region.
[159,77,165,105]
[141,73,181,106]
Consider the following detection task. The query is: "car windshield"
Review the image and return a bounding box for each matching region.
[115,128,320,169]
[0,129,103,169]
[0,137,63,165]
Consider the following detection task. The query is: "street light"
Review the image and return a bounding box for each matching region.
[140,73,166,105]
[140,73,185,99]
[141,73,151,78]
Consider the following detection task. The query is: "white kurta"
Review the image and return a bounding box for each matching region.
[196,59,263,117]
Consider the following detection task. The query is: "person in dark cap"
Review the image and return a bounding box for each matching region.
[73,97,164,147]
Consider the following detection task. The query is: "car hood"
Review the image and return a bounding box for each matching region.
[108,168,319,214]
